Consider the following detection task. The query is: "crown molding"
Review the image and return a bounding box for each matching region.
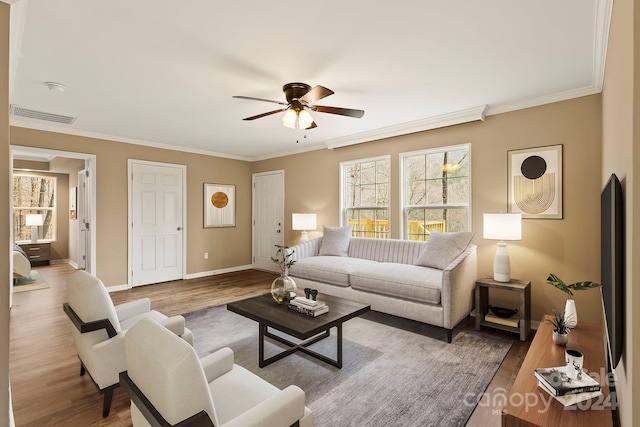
[9,118,251,161]
[324,105,488,150]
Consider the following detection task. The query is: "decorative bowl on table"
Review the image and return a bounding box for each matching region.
[488,304,518,318]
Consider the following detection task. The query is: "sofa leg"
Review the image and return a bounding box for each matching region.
[80,364,86,376]
[446,329,452,343]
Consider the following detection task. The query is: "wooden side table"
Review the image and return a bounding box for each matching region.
[475,277,531,341]
[19,242,51,266]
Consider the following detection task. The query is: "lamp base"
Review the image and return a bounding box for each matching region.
[299,231,309,244]
[30,226,38,243]
[493,242,511,282]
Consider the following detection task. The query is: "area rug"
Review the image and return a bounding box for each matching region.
[13,270,50,293]
[184,305,512,427]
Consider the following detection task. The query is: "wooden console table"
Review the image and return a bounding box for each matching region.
[501,315,613,427]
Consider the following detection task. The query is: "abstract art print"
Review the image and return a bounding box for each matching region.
[204,183,235,227]
[508,145,563,219]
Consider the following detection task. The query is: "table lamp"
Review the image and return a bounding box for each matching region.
[25,214,44,243]
[292,213,317,243]
[483,213,522,282]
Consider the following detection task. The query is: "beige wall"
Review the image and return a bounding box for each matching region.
[10,128,254,287]
[601,0,639,425]
[254,95,604,326]
[1,4,10,426]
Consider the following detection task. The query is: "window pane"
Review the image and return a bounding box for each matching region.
[402,145,470,239]
[406,207,468,240]
[13,175,57,242]
[346,209,389,239]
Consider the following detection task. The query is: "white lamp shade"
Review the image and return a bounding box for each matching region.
[292,213,317,231]
[25,214,44,226]
[483,213,522,241]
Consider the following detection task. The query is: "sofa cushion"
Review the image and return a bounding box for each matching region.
[350,263,443,305]
[415,231,474,269]
[290,256,374,287]
[318,225,353,257]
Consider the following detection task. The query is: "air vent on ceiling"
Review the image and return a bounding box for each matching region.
[10,104,77,125]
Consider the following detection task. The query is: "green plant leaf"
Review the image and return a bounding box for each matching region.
[546,273,573,297]
[567,281,602,291]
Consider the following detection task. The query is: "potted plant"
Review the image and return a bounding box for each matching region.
[547,310,570,346]
[270,245,298,304]
[546,273,601,328]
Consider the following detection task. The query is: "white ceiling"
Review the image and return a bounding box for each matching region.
[7,0,611,161]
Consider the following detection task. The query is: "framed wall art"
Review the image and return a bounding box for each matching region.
[508,144,563,219]
[204,183,236,227]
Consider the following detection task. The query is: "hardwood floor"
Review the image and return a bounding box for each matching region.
[9,264,532,426]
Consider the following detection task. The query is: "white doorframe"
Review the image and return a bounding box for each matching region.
[127,159,187,288]
[9,145,97,278]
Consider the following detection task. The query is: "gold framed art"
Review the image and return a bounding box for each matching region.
[204,183,236,227]
[508,145,563,219]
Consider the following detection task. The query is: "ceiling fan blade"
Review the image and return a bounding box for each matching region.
[307,121,317,129]
[300,85,334,104]
[242,108,286,121]
[233,95,288,106]
[312,105,365,118]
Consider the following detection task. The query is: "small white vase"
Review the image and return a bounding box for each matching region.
[565,298,577,328]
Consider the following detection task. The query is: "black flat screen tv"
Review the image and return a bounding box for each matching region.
[601,173,624,369]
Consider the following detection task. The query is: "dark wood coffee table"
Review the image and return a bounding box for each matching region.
[227,293,370,369]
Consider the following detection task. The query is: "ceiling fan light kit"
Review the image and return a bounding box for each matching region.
[234,82,364,131]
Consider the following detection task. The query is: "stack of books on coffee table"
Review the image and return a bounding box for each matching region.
[288,297,329,317]
[534,366,602,406]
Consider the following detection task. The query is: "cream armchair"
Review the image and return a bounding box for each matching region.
[120,317,314,427]
[63,270,193,417]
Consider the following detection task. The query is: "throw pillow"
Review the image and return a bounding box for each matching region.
[416,231,475,269]
[318,225,353,257]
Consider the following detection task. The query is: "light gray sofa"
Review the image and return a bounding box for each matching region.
[288,233,477,343]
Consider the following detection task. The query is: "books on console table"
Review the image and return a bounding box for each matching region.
[534,366,601,397]
[537,380,603,406]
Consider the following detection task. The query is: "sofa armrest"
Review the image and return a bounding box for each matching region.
[115,298,151,321]
[441,244,477,330]
[289,237,322,261]
[155,315,186,337]
[222,385,306,427]
[200,347,234,383]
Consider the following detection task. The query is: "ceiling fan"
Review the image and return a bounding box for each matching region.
[233,83,364,130]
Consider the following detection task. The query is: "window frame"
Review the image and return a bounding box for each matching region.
[13,173,58,243]
[340,155,391,239]
[399,143,472,240]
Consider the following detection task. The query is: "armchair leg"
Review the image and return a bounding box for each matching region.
[80,364,86,376]
[446,329,452,343]
[102,387,114,418]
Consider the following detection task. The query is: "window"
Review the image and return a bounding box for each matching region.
[13,174,57,242]
[341,156,390,238]
[401,144,470,240]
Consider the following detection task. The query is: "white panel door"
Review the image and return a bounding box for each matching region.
[253,171,284,272]
[131,162,184,286]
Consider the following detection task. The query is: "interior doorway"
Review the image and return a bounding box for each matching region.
[10,146,97,302]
